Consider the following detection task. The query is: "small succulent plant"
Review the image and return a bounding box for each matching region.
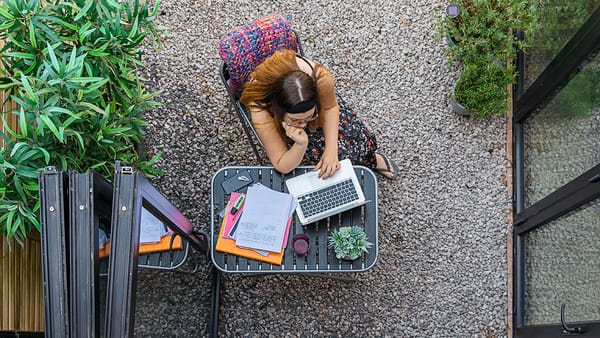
[328,226,373,260]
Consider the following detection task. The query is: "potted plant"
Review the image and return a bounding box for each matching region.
[449,58,515,117]
[0,0,164,245]
[328,226,373,261]
[439,0,537,117]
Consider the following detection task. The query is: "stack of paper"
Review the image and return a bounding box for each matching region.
[235,184,295,252]
[215,184,296,265]
[139,208,170,243]
[98,207,183,259]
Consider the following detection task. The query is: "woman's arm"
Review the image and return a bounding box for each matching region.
[249,107,307,174]
[313,67,340,178]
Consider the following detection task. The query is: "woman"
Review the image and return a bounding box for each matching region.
[240,49,397,180]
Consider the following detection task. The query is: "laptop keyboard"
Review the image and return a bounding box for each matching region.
[298,178,359,218]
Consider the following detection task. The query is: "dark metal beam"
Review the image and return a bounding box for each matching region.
[104,164,140,338]
[69,171,112,338]
[135,172,209,255]
[104,162,211,337]
[39,167,70,338]
[514,164,600,235]
[515,321,600,337]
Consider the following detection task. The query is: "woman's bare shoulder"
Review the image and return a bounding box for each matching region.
[295,56,333,83]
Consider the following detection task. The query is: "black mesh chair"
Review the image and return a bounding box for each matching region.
[219,30,305,164]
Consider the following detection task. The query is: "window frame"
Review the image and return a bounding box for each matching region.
[39,168,70,337]
[512,7,600,336]
[104,162,209,337]
[68,170,113,337]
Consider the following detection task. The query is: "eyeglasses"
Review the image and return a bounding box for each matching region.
[285,108,319,127]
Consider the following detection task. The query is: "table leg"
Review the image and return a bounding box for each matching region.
[209,266,221,338]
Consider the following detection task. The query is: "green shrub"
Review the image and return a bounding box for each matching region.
[441,0,536,64]
[454,59,515,118]
[0,0,164,244]
[439,0,537,117]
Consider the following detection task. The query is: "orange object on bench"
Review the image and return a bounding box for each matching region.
[99,234,183,259]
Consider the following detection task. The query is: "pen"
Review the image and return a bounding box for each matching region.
[230,194,245,215]
[229,216,241,237]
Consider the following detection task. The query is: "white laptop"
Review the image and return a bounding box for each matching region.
[285,159,369,225]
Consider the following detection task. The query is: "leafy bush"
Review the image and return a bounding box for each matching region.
[439,0,537,117]
[454,59,515,118]
[328,226,372,260]
[0,0,163,244]
[441,0,536,65]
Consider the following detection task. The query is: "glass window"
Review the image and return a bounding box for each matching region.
[524,1,599,89]
[523,53,600,207]
[524,198,600,325]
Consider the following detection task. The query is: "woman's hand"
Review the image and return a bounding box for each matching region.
[282,122,308,147]
[314,147,340,179]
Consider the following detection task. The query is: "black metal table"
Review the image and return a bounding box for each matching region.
[210,165,378,274]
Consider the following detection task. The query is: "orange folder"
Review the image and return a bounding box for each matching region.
[215,197,290,265]
[99,233,183,259]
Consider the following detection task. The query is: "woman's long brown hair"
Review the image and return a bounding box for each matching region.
[240,49,327,139]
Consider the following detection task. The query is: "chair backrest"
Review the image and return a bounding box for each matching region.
[219,60,265,161]
[218,15,305,164]
[218,14,303,98]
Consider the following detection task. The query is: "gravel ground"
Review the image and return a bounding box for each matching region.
[133,1,511,337]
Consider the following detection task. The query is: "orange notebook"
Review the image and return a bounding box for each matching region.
[215,197,291,265]
[99,234,183,259]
